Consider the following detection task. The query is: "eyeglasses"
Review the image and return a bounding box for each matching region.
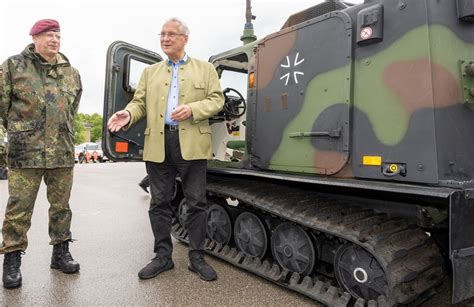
[159,32,186,39]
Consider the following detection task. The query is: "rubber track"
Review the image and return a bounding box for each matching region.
[171,175,444,306]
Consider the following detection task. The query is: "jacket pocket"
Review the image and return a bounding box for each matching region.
[194,82,205,89]
[8,120,36,133]
[198,125,211,134]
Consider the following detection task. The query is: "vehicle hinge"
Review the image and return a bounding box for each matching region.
[453,246,474,258]
[460,60,474,108]
[465,188,474,199]
[112,63,121,72]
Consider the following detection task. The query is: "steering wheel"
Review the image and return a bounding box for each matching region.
[222,87,246,120]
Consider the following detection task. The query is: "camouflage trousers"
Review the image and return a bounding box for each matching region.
[1,167,74,254]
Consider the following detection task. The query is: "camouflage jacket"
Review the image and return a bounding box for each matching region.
[0,44,82,168]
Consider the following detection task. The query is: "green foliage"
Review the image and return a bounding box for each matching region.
[74,118,85,144]
[74,113,103,144]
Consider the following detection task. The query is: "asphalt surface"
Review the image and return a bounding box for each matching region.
[0,162,316,306]
[0,162,472,306]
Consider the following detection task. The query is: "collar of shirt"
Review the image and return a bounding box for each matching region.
[167,53,188,66]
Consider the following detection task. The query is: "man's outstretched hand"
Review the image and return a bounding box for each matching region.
[107,110,131,132]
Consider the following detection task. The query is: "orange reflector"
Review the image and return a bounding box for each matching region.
[249,72,255,88]
[115,142,129,153]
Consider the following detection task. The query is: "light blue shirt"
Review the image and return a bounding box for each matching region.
[165,54,188,125]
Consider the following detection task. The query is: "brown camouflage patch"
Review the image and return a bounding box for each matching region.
[256,30,297,90]
[313,149,348,175]
[383,58,462,112]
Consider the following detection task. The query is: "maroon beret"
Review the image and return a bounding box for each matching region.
[29,19,60,36]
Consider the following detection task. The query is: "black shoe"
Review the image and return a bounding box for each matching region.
[138,256,174,279]
[3,250,23,289]
[138,181,149,193]
[51,241,80,274]
[188,253,217,281]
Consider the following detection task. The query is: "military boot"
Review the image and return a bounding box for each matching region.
[3,250,23,289]
[50,241,80,274]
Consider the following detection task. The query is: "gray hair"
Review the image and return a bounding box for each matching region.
[165,17,190,35]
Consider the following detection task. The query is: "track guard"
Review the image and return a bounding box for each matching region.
[450,189,474,304]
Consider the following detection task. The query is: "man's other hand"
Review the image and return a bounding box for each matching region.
[171,105,192,122]
[107,110,131,132]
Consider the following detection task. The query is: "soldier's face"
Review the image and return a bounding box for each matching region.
[160,21,188,61]
[33,31,61,59]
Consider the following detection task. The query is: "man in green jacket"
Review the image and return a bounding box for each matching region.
[0,19,82,289]
[108,17,224,282]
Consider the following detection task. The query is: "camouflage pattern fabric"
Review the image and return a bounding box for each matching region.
[1,168,73,253]
[0,44,82,169]
[0,124,5,169]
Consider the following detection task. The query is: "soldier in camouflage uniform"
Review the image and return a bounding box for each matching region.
[0,19,82,289]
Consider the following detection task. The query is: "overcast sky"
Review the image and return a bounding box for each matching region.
[0,0,363,114]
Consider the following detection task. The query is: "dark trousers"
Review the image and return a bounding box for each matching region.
[146,130,208,259]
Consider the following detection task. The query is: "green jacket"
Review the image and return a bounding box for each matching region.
[125,57,224,162]
[0,44,82,168]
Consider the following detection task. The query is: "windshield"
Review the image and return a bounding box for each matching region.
[86,144,99,150]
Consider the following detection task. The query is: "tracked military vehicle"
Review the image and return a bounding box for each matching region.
[103,0,474,305]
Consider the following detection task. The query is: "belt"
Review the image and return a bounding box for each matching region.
[164,124,179,131]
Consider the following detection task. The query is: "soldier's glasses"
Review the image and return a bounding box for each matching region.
[159,32,186,39]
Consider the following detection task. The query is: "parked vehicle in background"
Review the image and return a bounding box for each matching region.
[74,144,85,163]
[75,142,108,163]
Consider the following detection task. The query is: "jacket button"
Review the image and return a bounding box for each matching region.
[160,114,163,118]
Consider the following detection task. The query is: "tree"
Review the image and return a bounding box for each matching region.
[74,116,85,144]
[74,113,103,144]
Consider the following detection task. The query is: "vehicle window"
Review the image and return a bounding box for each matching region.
[219,70,248,98]
[128,59,150,91]
[86,144,99,151]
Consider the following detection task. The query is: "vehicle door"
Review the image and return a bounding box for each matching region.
[102,41,163,161]
[251,12,352,175]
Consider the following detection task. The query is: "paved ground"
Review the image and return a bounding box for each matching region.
[0,162,472,306]
[0,162,316,306]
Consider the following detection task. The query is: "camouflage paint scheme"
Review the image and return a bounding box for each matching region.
[242,0,474,187]
[1,168,74,253]
[0,44,82,169]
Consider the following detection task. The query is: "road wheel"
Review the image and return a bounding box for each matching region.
[206,204,232,244]
[271,222,316,275]
[234,212,268,258]
[334,243,388,301]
